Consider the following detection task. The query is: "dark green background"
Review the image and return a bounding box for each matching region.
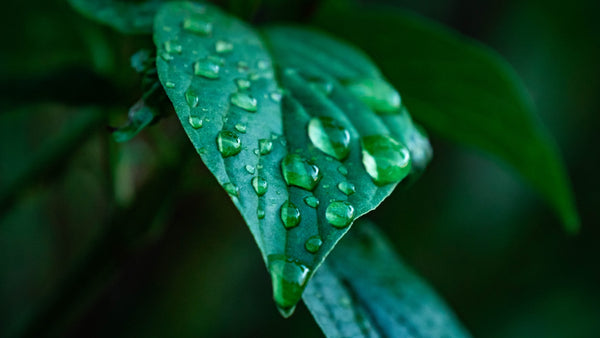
[0,0,598,337]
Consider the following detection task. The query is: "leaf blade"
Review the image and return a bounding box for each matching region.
[312,2,579,231]
[304,221,471,338]
[69,0,164,34]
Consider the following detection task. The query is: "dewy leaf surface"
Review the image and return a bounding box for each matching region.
[304,221,471,338]
[69,0,165,34]
[312,2,579,232]
[154,1,431,316]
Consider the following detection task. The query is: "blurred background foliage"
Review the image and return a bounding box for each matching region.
[0,0,598,337]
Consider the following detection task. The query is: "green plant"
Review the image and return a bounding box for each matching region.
[6,0,581,336]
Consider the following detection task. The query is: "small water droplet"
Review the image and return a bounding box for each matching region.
[215,39,234,53]
[346,78,401,114]
[235,123,247,133]
[281,154,321,190]
[305,235,323,253]
[308,117,351,160]
[268,255,311,318]
[188,116,203,129]
[237,61,249,72]
[216,130,242,157]
[223,182,239,196]
[326,201,355,228]
[310,78,334,96]
[245,165,255,174]
[183,16,213,36]
[361,135,411,185]
[235,78,251,91]
[257,207,265,219]
[164,40,182,54]
[159,51,174,62]
[165,81,176,88]
[270,91,283,102]
[337,181,356,196]
[259,139,273,155]
[338,165,348,176]
[230,92,258,112]
[280,201,301,229]
[257,60,269,69]
[185,88,199,107]
[251,176,268,196]
[194,58,220,79]
[303,196,319,208]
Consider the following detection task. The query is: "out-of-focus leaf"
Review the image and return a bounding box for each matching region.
[154,1,430,316]
[304,220,471,338]
[69,0,165,34]
[313,2,579,232]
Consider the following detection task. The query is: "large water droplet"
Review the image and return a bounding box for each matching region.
[308,117,351,160]
[188,116,203,129]
[281,154,321,190]
[268,255,311,318]
[337,181,356,196]
[303,196,319,208]
[185,88,199,107]
[259,139,273,155]
[183,16,213,36]
[223,182,239,197]
[361,135,411,185]
[326,201,355,228]
[305,235,323,253]
[251,176,268,196]
[345,78,401,114]
[280,201,301,229]
[216,130,242,157]
[215,40,233,54]
[194,58,220,79]
[230,92,257,112]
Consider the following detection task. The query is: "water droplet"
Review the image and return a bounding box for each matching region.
[257,207,265,219]
[230,92,257,112]
[338,165,348,176]
[235,78,251,91]
[259,139,273,155]
[270,91,283,102]
[326,201,355,228]
[303,196,319,208]
[361,135,411,185]
[251,176,268,196]
[310,79,334,96]
[216,131,242,157]
[215,40,234,53]
[308,117,351,160]
[237,61,249,72]
[305,235,323,253]
[281,154,321,191]
[337,181,356,196]
[165,81,176,88]
[188,116,203,129]
[280,201,301,229]
[346,78,401,114]
[245,165,255,174]
[183,16,213,36]
[160,53,174,64]
[268,255,311,318]
[164,40,182,54]
[235,123,247,133]
[185,88,199,107]
[194,58,220,79]
[223,182,239,196]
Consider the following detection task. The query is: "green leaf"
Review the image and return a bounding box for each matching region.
[313,2,579,232]
[304,220,471,338]
[69,0,165,34]
[154,1,431,316]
